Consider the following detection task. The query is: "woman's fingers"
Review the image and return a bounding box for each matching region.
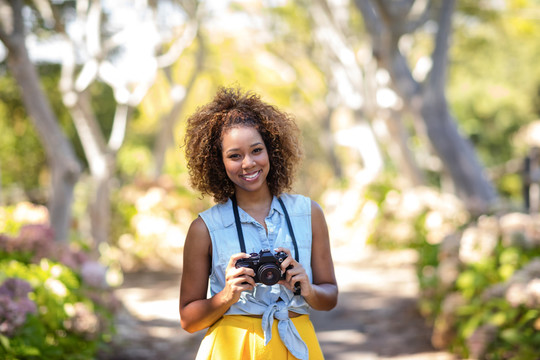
[221,253,258,303]
[226,252,250,270]
[273,248,310,295]
[225,253,256,289]
[275,247,295,271]
[229,274,256,289]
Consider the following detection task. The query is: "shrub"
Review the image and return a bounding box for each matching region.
[420,214,540,359]
[0,221,119,360]
[366,181,540,359]
[109,176,211,271]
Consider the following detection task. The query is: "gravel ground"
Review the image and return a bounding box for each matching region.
[99,248,457,360]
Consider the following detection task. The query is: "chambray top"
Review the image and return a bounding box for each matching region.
[199,193,313,360]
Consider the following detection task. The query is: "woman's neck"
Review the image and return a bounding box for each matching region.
[234,187,273,213]
[234,188,273,231]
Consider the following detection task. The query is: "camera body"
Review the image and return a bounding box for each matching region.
[235,249,288,286]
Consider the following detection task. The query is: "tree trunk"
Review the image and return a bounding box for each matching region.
[2,21,80,242]
[66,90,116,245]
[383,112,426,187]
[310,0,384,183]
[321,108,344,180]
[421,91,495,212]
[152,31,205,179]
[354,0,497,213]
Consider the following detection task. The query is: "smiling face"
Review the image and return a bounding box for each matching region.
[221,126,271,197]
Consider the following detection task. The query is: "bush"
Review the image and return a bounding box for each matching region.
[0,220,119,359]
[419,214,540,359]
[366,181,540,359]
[109,176,211,271]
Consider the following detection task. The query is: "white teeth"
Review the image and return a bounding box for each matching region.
[243,171,259,180]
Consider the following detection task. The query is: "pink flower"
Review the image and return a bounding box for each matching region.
[0,233,18,253]
[506,283,528,307]
[525,279,540,307]
[0,278,33,299]
[0,278,37,337]
[1,224,56,262]
[58,248,90,270]
[63,302,99,340]
[81,261,108,289]
[17,224,55,245]
[466,324,497,359]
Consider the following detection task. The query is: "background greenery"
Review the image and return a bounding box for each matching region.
[1,0,540,359]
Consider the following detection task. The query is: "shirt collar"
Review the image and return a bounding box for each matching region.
[221,195,284,228]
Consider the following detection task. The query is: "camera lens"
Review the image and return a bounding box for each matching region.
[257,263,281,285]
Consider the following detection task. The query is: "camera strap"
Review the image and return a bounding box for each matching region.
[231,195,299,262]
[277,197,300,263]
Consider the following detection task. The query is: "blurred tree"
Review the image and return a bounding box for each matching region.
[354,0,497,213]
[151,0,204,179]
[0,74,46,201]
[229,1,341,196]
[1,0,203,246]
[257,1,346,182]
[0,0,81,243]
[3,0,540,247]
[56,0,204,245]
[308,0,426,187]
[448,1,540,202]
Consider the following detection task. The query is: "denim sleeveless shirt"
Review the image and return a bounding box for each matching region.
[199,193,313,360]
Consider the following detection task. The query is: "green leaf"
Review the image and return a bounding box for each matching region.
[500,328,521,345]
[20,346,41,356]
[0,334,11,352]
[518,309,539,327]
[490,311,507,326]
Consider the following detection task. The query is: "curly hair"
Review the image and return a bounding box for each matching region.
[183,86,303,203]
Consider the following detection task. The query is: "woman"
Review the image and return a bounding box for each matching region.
[179,86,338,360]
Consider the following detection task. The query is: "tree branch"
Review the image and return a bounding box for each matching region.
[403,0,433,33]
[355,0,420,103]
[354,0,382,41]
[156,18,198,68]
[10,0,24,37]
[312,0,364,96]
[0,25,11,49]
[0,0,20,49]
[428,0,455,95]
[85,0,102,57]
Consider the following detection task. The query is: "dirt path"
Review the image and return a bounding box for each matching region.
[100,248,456,360]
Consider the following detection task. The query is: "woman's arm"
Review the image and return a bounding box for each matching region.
[303,200,338,310]
[278,200,338,310]
[179,217,255,333]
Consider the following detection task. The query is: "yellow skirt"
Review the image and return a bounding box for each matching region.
[195,315,324,360]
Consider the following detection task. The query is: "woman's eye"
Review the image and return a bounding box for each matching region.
[229,154,241,159]
[253,148,263,154]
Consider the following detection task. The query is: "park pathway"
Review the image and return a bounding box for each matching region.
[100,247,457,360]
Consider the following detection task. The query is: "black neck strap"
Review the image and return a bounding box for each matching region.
[232,195,299,262]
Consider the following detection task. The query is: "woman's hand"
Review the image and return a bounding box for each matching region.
[221,253,257,304]
[275,247,313,297]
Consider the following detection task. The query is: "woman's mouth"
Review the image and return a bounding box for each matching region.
[241,170,261,181]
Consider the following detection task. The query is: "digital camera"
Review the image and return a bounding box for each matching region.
[235,249,288,286]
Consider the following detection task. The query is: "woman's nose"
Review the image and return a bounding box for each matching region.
[242,155,255,168]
